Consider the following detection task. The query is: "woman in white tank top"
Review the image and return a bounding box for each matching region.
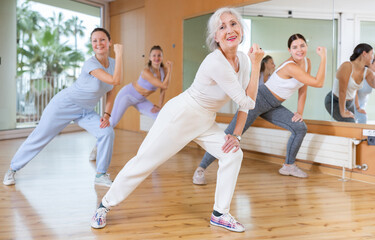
[193,34,327,182]
[325,43,375,122]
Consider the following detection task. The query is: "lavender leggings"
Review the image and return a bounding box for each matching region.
[110,84,158,127]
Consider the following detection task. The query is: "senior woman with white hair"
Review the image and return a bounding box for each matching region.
[91,7,264,232]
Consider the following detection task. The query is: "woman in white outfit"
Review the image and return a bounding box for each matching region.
[91,7,264,232]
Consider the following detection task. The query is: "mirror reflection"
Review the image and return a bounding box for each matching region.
[329,0,375,124]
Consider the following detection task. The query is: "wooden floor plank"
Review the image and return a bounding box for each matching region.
[1,129,375,239]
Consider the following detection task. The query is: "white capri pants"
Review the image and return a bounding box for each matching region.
[102,91,243,214]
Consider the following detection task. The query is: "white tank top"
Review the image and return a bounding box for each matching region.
[264,58,307,100]
[332,64,367,100]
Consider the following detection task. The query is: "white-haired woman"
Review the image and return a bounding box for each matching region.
[91,7,264,232]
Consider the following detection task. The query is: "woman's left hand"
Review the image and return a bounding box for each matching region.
[357,108,366,114]
[166,61,173,73]
[151,105,161,113]
[292,112,303,122]
[248,43,264,65]
[222,134,240,153]
[100,116,110,128]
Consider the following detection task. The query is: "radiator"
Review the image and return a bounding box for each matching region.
[219,124,356,169]
[141,117,356,169]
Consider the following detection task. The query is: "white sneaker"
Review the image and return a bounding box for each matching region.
[91,207,109,229]
[279,163,308,178]
[210,212,245,232]
[95,173,112,187]
[89,145,97,161]
[3,169,16,186]
[192,167,206,185]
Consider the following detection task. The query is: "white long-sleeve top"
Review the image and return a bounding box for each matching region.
[187,49,255,113]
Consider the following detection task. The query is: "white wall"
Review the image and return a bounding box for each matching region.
[0,0,17,130]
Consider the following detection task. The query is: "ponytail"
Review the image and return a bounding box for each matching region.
[350,43,373,61]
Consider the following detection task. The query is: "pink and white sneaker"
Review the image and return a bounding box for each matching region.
[91,207,109,229]
[210,212,245,232]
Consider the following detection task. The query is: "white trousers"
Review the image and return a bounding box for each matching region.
[103,92,243,214]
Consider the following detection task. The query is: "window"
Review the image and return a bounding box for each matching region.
[16,0,101,127]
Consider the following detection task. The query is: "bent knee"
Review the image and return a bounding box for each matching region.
[293,121,307,135]
[228,148,243,163]
[98,126,115,139]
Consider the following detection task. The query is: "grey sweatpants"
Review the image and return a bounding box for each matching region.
[199,84,307,169]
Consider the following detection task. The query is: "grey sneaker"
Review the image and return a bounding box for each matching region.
[95,173,112,187]
[192,167,206,185]
[89,145,97,161]
[279,163,308,178]
[3,169,16,186]
[91,207,109,229]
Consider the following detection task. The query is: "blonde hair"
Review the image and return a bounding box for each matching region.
[206,7,245,52]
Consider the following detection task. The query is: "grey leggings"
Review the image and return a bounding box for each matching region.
[324,91,355,123]
[199,84,307,169]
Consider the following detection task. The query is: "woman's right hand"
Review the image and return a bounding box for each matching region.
[316,46,326,58]
[222,134,240,153]
[248,43,264,65]
[114,44,123,56]
[151,105,161,113]
[357,108,366,114]
[341,109,355,119]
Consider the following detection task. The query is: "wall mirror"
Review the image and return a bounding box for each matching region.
[183,0,335,121]
[331,0,375,124]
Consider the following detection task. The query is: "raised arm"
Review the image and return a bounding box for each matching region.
[211,44,263,113]
[221,44,264,153]
[293,59,311,122]
[246,43,264,101]
[285,47,327,88]
[336,62,355,118]
[141,61,173,90]
[91,44,123,86]
[365,67,375,88]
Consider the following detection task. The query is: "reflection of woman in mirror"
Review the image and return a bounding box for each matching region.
[325,43,374,122]
[355,59,375,123]
[259,55,275,85]
[193,33,327,184]
[89,46,173,161]
[91,7,264,232]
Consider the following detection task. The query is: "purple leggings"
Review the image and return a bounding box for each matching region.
[110,84,159,127]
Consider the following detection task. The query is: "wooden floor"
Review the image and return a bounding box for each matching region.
[1,130,375,239]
